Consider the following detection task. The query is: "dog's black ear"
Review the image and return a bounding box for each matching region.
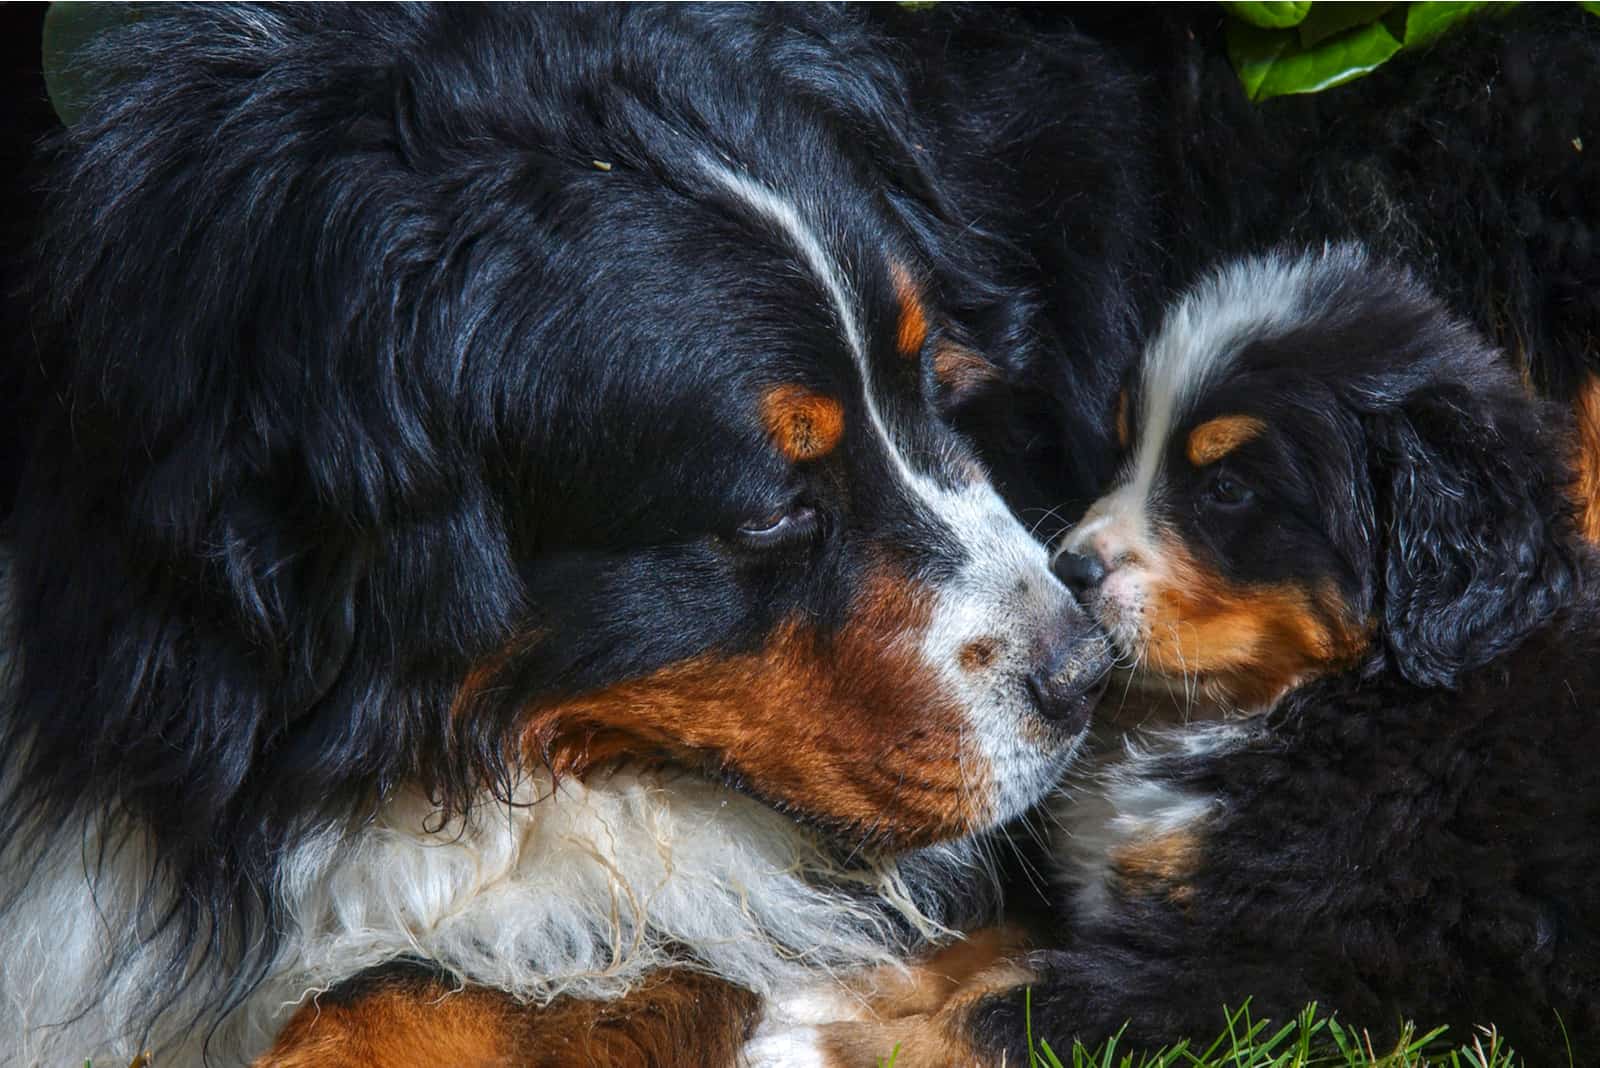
[1373,379,1577,687]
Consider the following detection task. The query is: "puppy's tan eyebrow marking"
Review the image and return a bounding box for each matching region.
[1186,415,1266,467]
[1114,389,1131,450]
[890,261,928,358]
[760,384,845,461]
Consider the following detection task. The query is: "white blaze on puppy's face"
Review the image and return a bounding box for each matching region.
[1057,250,1370,713]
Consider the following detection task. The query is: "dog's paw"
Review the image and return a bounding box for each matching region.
[742,1024,838,1068]
[744,983,865,1068]
[744,1015,992,1068]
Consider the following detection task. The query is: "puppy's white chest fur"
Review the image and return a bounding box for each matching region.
[1052,723,1248,925]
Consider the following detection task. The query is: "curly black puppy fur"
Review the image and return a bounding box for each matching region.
[1004,246,1597,1065]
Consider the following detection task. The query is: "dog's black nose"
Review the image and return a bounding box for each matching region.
[1026,621,1112,729]
[1052,550,1107,601]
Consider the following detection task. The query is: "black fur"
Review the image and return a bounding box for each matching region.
[881,5,1600,532]
[0,5,54,520]
[974,258,1599,1065]
[12,3,1600,1058]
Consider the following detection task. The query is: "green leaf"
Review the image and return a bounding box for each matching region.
[1221,1,1315,29]
[1581,1,1600,16]
[1225,21,1297,101]
[1228,18,1404,100]
[41,2,138,127]
[1296,2,1394,48]
[1403,2,1499,49]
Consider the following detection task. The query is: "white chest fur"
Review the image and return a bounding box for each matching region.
[1,766,989,1067]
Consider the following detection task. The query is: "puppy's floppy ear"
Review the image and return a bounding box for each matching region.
[1373,378,1577,687]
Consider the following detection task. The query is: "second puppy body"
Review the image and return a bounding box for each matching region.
[759,246,1600,1066]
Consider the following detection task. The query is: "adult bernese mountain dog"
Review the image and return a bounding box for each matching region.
[0,6,1130,1065]
[776,246,1599,1066]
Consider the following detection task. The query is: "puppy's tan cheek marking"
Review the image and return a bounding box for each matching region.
[890,261,928,358]
[1110,828,1203,905]
[1114,388,1130,450]
[1185,414,1266,467]
[1139,540,1371,710]
[760,384,845,461]
[457,568,988,847]
[1571,372,1600,544]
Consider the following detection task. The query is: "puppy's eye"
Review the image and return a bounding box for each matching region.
[735,503,820,550]
[1204,474,1255,509]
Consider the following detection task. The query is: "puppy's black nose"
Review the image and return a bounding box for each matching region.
[1052,550,1107,601]
[1026,618,1112,729]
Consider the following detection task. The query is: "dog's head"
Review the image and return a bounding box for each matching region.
[1056,245,1578,714]
[9,3,1108,937]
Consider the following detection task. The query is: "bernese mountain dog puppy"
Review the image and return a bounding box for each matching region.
[881,4,1600,544]
[772,245,1598,1065]
[0,6,1127,1065]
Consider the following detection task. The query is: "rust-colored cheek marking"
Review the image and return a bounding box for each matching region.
[760,384,845,461]
[891,261,928,358]
[1186,415,1266,467]
[457,566,989,848]
[1114,389,1131,450]
[1571,373,1600,544]
[1139,538,1371,712]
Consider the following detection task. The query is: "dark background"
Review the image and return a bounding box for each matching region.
[1,4,55,520]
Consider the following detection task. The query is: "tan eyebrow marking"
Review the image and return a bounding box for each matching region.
[1186,415,1266,467]
[760,384,845,461]
[932,343,999,400]
[1114,389,1130,449]
[890,262,928,358]
[1570,371,1600,544]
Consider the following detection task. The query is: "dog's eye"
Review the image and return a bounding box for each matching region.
[1204,474,1255,509]
[735,504,820,550]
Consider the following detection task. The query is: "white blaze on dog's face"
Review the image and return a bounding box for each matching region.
[1056,250,1378,715]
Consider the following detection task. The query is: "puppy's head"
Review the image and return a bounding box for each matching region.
[11,0,1106,923]
[1057,246,1577,714]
